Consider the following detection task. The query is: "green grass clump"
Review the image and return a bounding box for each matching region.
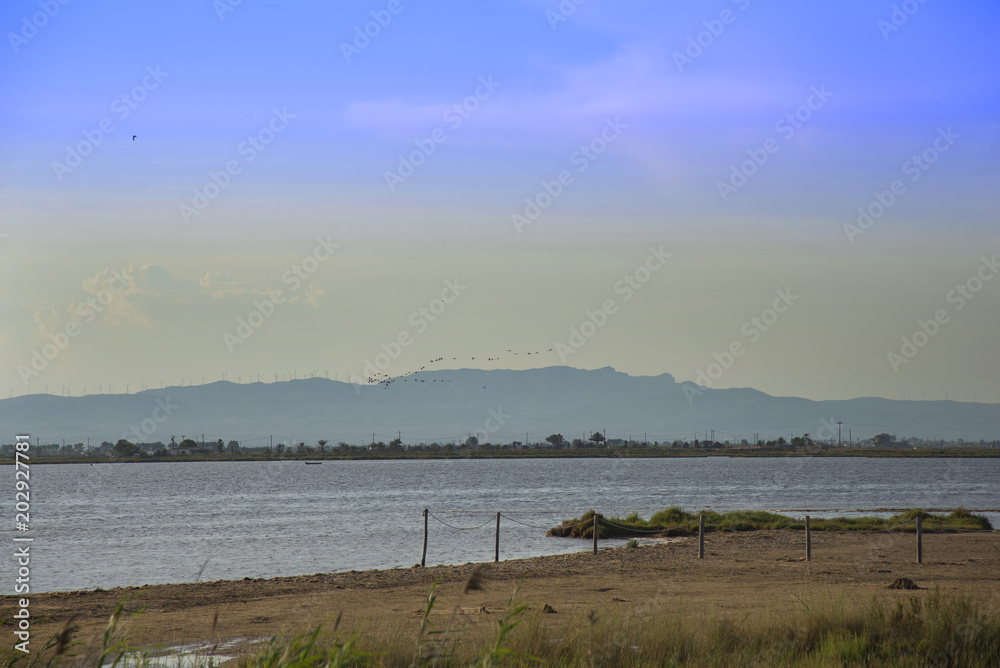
[247,627,368,668]
[809,508,992,533]
[548,507,993,539]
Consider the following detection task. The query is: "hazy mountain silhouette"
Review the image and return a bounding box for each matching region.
[2,367,998,445]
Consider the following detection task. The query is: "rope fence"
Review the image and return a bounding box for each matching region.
[418,509,939,567]
[426,511,497,531]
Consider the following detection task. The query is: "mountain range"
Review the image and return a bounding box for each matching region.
[2,366,998,446]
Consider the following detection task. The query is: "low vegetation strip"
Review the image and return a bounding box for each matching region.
[8,445,1000,464]
[547,507,993,539]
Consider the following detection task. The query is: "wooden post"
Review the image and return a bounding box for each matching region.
[593,513,599,555]
[805,515,811,562]
[494,512,501,563]
[916,515,923,564]
[421,508,428,567]
[698,514,705,559]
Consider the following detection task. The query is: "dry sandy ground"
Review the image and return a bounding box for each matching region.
[7,530,999,661]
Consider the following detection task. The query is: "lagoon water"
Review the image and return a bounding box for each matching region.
[22,457,1000,592]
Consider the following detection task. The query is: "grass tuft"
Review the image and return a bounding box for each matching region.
[548,507,993,538]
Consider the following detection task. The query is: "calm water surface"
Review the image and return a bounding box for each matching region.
[20,457,999,592]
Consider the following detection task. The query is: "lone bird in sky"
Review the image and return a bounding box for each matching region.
[132,135,137,141]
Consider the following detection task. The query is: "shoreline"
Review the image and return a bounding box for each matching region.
[6,446,1000,465]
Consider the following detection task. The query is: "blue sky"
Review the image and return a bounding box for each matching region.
[1,0,998,403]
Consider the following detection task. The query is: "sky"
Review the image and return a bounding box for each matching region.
[1,0,998,403]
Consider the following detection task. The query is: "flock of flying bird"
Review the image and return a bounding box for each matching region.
[365,348,554,388]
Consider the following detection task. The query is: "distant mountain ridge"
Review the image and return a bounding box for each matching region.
[1,366,998,446]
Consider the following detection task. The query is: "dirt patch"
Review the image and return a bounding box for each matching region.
[6,531,998,658]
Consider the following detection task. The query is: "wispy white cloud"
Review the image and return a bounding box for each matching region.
[342,42,797,142]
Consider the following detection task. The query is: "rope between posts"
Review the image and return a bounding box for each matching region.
[427,512,496,531]
[498,513,575,530]
[598,517,700,535]
[871,517,919,533]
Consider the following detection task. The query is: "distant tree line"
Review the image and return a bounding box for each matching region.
[2,431,999,460]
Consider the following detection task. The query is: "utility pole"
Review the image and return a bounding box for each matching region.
[837,421,843,446]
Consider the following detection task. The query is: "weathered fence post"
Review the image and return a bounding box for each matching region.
[698,514,705,559]
[593,513,599,555]
[916,515,923,564]
[421,508,428,567]
[804,515,811,561]
[495,512,501,563]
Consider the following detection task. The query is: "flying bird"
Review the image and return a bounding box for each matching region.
[132,135,136,141]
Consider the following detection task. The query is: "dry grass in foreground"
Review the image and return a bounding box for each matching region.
[5,586,1000,667]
